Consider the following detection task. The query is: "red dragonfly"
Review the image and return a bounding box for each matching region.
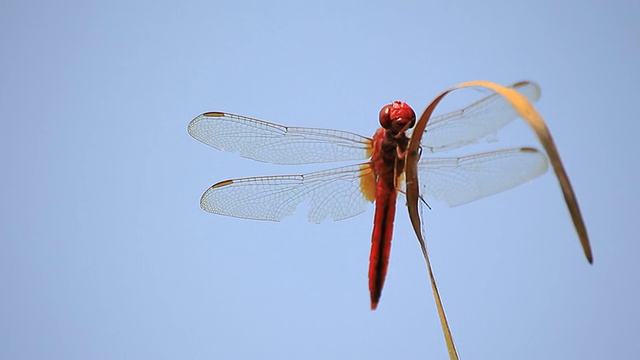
[188,82,548,310]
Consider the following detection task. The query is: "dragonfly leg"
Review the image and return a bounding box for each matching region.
[394,121,414,139]
[396,188,431,210]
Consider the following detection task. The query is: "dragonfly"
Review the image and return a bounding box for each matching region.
[188,82,549,310]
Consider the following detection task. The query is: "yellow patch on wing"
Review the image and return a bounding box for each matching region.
[365,138,374,159]
[396,171,405,191]
[359,163,376,203]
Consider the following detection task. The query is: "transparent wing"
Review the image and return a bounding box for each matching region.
[189,82,540,165]
[417,147,549,206]
[421,82,541,152]
[201,148,548,221]
[200,163,374,223]
[188,112,371,165]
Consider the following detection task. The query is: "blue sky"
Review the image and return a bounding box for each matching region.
[1,0,639,359]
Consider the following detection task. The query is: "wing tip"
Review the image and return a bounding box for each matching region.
[188,112,226,134]
[512,81,541,103]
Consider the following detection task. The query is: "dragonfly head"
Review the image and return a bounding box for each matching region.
[379,101,416,133]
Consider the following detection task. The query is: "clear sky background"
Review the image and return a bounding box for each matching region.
[1,1,638,359]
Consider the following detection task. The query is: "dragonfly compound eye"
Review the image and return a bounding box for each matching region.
[379,104,394,128]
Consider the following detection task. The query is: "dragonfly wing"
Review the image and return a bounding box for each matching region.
[200,163,375,223]
[422,82,541,152]
[188,112,371,164]
[417,147,549,207]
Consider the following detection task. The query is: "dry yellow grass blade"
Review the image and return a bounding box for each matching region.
[414,229,458,359]
[405,80,593,359]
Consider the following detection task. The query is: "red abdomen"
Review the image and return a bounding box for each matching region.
[368,176,398,310]
[368,127,408,310]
